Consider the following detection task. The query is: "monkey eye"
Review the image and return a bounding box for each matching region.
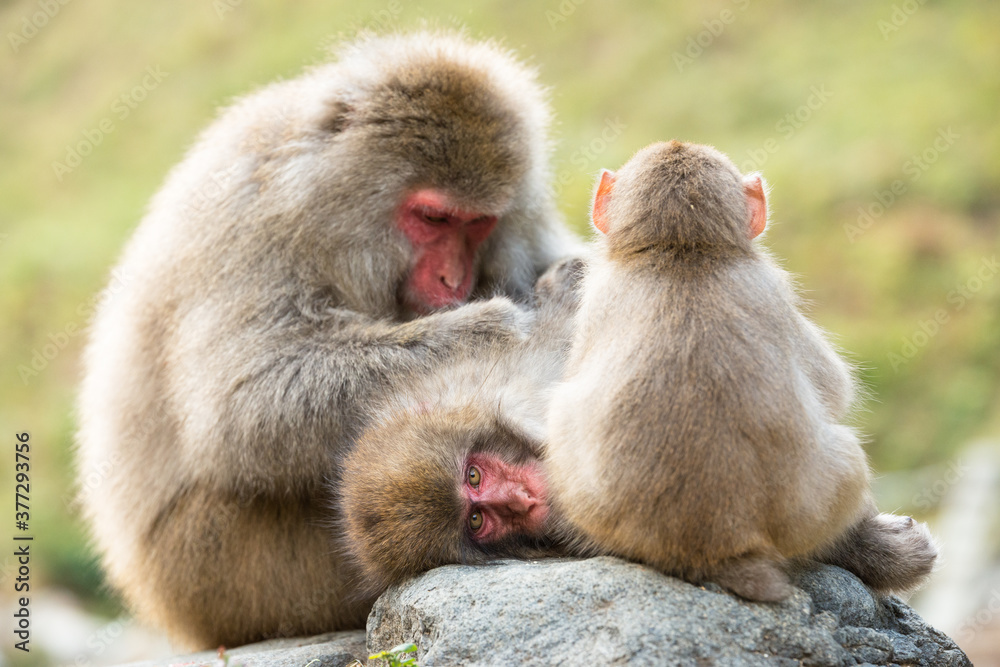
[469,511,483,532]
[467,465,481,488]
[422,212,449,225]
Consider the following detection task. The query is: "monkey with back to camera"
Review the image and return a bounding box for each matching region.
[545,141,937,601]
[75,32,581,649]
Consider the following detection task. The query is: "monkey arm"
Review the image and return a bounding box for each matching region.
[529,256,584,351]
[180,297,535,494]
[795,317,857,421]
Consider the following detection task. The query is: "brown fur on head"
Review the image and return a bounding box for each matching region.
[597,141,763,257]
[339,405,552,594]
[329,33,538,209]
[310,32,560,315]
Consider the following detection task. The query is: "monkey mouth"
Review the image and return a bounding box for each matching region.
[402,285,472,316]
[515,503,550,536]
[426,289,473,311]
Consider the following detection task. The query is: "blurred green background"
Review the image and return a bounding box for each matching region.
[1,0,998,664]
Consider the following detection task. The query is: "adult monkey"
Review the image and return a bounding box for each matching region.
[76,31,579,649]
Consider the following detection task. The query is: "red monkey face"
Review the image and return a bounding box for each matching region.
[340,408,573,594]
[397,189,498,314]
[463,453,550,543]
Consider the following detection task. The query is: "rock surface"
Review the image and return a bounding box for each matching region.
[122,557,972,667]
[123,630,366,667]
[367,557,971,667]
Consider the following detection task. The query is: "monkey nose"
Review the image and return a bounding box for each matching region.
[507,488,536,515]
[439,271,465,292]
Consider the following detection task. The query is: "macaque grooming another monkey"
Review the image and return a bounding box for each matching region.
[340,257,584,594]
[76,32,579,649]
[546,141,936,601]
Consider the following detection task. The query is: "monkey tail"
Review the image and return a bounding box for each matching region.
[812,513,938,594]
[709,554,793,602]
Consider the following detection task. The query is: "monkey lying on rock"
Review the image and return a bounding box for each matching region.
[545,141,937,601]
[340,256,585,594]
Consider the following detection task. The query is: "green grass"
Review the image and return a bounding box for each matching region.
[1,0,998,615]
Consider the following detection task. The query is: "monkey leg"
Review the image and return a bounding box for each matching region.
[811,506,937,594]
[708,554,793,602]
[128,486,371,649]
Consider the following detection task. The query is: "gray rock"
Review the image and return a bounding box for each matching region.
[121,630,367,667]
[116,557,971,667]
[366,557,971,667]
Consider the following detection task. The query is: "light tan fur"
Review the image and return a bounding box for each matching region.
[76,32,579,649]
[546,141,935,600]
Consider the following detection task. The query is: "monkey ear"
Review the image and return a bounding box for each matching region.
[592,169,616,234]
[743,174,768,239]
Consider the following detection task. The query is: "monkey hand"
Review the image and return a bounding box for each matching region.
[534,256,585,332]
[813,511,938,594]
[863,513,938,592]
[442,296,537,346]
[535,256,585,307]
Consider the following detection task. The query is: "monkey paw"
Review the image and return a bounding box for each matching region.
[534,256,586,313]
[874,514,938,562]
[462,297,536,343]
[863,513,938,593]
